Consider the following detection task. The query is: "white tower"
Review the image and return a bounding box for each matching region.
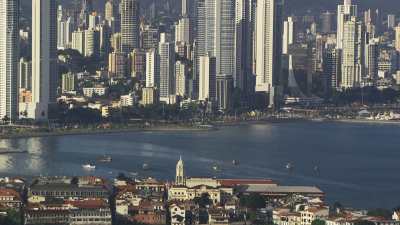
[29,0,57,120]
[175,156,185,186]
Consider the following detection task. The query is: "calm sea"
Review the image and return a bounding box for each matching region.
[0,121,399,209]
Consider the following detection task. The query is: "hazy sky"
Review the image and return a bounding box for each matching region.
[20,0,400,15]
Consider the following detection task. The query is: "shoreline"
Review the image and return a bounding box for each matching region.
[0,124,216,140]
[1,118,399,140]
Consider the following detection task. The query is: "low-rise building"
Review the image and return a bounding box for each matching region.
[168,184,233,204]
[131,200,167,225]
[393,211,400,221]
[0,188,22,211]
[300,206,329,225]
[83,86,108,98]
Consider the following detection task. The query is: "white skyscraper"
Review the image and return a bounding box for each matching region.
[282,16,294,54]
[120,0,139,54]
[28,0,58,120]
[199,55,217,101]
[175,17,191,44]
[145,48,160,88]
[158,33,175,101]
[255,0,284,107]
[341,17,364,88]
[0,0,19,121]
[337,0,357,49]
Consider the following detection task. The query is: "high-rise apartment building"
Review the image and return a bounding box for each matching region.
[337,0,357,49]
[0,0,19,121]
[254,0,284,107]
[199,55,217,102]
[175,61,188,97]
[145,48,160,88]
[120,0,139,54]
[341,17,364,88]
[196,0,235,109]
[27,0,57,120]
[158,33,175,101]
[234,0,255,93]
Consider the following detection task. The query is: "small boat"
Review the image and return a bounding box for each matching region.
[97,155,112,163]
[212,164,221,172]
[232,160,239,166]
[142,163,150,170]
[82,164,96,170]
[286,162,294,171]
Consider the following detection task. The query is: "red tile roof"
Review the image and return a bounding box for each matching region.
[65,199,108,209]
[0,189,20,199]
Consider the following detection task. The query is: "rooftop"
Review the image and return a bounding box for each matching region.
[245,185,324,195]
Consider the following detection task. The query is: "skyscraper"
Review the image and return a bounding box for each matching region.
[175,17,191,44]
[234,0,255,92]
[105,0,120,33]
[320,11,335,34]
[0,0,19,121]
[387,14,396,30]
[120,0,139,54]
[28,0,57,120]
[365,39,379,81]
[199,55,216,101]
[282,16,294,55]
[341,17,364,88]
[255,0,284,107]
[145,48,160,88]
[395,26,400,52]
[196,0,235,110]
[158,33,175,101]
[181,0,188,16]
[323,47,341,91]
[337,0,357,49]
[175,61,188,97]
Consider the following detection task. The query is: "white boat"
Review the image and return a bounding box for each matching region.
[82,164,96,170]
[286,162,294,170]
[212,164,221,172]
[142,163,150,170]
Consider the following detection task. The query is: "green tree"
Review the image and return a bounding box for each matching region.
[0,210,22,225]
[194,193,213,208]
[312,219,326,225]
[240,193,266,210]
